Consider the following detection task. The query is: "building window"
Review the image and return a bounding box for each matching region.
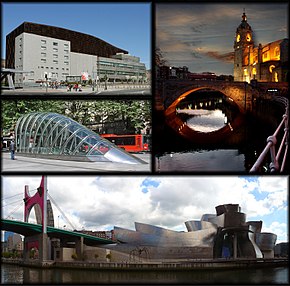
[41,53,46,57]
[53,42,58,46]
[64,49,69,54]
[41,46,46,51]
[53,48,58,52]
[64,55,69,60]
[53,54,58,59]
[274,47,280,60]
[53,60,58,64]
[64,61,69,65]
[41,40,46,44]
[64,43,69,48]
[262,52,269,62]
[41,59,46,63]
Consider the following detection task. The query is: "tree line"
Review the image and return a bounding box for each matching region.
[1,100,151,135]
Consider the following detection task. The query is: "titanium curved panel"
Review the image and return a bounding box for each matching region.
[215,204,240,216]
[135,222,177,236]
[208,213,225,227]
[224,212,246,227]
[15,112,144,164]
[114,226,216,247]
[185,220,216,232]
[247,227,263,258]
[256,233,277,251]
[201,214,216,222]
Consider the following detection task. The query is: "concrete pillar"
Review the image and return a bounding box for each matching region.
[23,233,49,262]
[233,233,238,259]
[75,237,84,260]
[38,233,49,261]
[23,237,29,261]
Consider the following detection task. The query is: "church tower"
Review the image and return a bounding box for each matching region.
[233,12,254,82]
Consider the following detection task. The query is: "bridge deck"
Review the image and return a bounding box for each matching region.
[1,219,114,245]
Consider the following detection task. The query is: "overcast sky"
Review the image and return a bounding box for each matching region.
[156,2,288,75]
[2,176,288,244]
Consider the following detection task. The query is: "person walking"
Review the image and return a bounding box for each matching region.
[9,139,16,160]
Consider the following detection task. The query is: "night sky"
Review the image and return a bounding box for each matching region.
[156,2,288,75]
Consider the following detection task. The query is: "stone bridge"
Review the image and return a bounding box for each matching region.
[157,80,288,113]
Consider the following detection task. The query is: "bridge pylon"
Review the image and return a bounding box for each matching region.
[23,176,50,262]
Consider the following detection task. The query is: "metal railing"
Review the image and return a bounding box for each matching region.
[250,96,289,173]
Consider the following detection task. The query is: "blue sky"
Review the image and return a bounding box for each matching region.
[2,2,151,69]
[156,2,288,75]
[2,176,288,244]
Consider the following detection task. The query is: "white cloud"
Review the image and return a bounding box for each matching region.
[263,221,288,244]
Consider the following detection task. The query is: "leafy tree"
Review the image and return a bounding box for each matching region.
[1,100,64,134]
[1,100,151,136]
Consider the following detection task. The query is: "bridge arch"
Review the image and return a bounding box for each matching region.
[167,84,250,112]
[164,85,245,144]
[24,176,47,232]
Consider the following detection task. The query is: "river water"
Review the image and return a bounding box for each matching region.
[1,263,288,284]
[155,91,287,173]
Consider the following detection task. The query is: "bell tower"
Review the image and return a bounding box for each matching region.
[234,11,254,82]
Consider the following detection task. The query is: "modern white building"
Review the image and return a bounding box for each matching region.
[6,22,147,85]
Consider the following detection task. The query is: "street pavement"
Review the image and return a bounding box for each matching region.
[2,152,151,173]
[2,85,151,97]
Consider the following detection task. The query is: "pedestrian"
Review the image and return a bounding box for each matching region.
[9,139,16,160]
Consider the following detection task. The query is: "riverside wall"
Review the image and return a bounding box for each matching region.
[2,257,288,270]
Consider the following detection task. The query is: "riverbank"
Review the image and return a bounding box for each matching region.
[2,257,288,271]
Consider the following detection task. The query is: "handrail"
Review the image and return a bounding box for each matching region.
[250,97,288,173]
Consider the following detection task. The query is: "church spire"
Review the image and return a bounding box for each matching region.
[242,12,247,22]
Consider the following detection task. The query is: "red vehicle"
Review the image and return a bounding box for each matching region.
[101,134,150,153]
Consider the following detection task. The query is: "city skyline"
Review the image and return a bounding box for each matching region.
[2,2,151,69]
[156,2,288,75]
[2,176,288,244]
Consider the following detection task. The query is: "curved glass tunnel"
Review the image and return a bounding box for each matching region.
[15,112,146,164]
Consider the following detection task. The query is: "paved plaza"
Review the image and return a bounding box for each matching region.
[2,85,151,96]
[2,152,151,173]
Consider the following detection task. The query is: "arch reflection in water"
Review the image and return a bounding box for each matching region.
[15,112,145,164]
[175,90,239,134]
[165,89,243,144]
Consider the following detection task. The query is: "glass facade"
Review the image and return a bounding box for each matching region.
[15,112,144,164]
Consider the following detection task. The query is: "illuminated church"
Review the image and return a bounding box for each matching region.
[233,12,288,82]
